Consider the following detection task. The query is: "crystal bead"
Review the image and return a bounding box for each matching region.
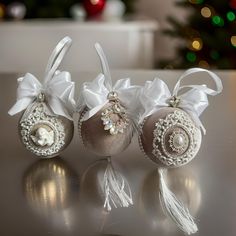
[110,126,118,135]
[104,121,113,130]
[113,104,121,113]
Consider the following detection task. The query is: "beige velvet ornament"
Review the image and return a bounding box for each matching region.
[77,43,138,211]
[8,37,75,158]
[140,107,202,168]
[79,103,133,157]
[78,43,139,157]
[138,68,223,235]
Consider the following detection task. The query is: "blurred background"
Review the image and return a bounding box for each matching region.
[0,0,236,72]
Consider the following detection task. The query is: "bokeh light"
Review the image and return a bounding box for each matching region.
[186,52,197,62]
[189,0,204,4]
[191,38,203,51]
[230,35,236,47]
[212,15,224,26]
[0,4,4,18]
[210,50,220,60]
[199,60,210,68]
[227,11,236,21]
[201,7,211,18]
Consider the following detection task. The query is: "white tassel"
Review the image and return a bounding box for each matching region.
[102,158,133,211]
[158,168,198,235]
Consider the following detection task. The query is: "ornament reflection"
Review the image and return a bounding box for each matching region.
[23,158,79,231]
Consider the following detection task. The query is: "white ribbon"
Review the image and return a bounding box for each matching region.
[8,36,75,120]
[139,68,223,134]
[79,43,140,121]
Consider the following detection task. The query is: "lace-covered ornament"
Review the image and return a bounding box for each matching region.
[140,107,202,168]
[138,68,223,234]
[9,37,75,158]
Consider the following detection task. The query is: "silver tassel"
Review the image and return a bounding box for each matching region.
[158,168,198,235]
[103,157,133,211]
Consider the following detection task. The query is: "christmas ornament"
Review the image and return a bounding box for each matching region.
[70,3,86,21]
[23,159,79,230]
[138,68,223,234]
[230,0,236,10]
[9,37,75,158]
[6,2,26,20]
[78,43,140,210]
[83,0,106,17]
[102,0,125,20]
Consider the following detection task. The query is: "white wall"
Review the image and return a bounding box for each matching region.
[135,0,188,65]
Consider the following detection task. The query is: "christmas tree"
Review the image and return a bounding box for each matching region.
[160,0,236,69]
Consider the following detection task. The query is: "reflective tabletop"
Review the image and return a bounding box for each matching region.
[0,70,235,236]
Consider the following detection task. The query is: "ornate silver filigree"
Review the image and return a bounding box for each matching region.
[20,103,65,157]
[101,92,129,135]
[152,110,200,167]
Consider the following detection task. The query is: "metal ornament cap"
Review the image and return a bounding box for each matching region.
[139,107,202,168]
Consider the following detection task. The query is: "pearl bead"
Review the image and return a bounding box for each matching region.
[173,134,185,148]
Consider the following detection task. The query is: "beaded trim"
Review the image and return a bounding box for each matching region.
[78,107,88,147]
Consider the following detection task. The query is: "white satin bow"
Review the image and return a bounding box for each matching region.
[140,68,223,134]
[8,36,75,120]
[79,43,140,121]
[80,74,140,121]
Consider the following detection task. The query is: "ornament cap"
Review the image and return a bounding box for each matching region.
[107,91,118,101]
[169,96,180,108]
[37,93,45,102]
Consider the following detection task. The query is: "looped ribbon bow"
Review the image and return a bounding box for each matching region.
[8,36,75,120]
[139,68,223,134]
[79,43,140,121]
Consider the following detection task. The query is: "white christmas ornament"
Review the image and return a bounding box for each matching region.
[7,2,26,20]
[102,0,125,20]
[9,36,75,158]
[70,4,86,21]
[138,68,223,234]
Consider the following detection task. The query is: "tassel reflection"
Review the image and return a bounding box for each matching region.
[23,158,79,231]
[139,167,201,234]
[79,160,108,233]
[80,160,125,234]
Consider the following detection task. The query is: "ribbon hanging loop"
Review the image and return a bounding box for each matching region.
[8,36,75,120]
[44,36,72,85]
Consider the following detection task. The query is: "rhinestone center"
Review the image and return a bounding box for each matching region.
[101,102,129,135]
